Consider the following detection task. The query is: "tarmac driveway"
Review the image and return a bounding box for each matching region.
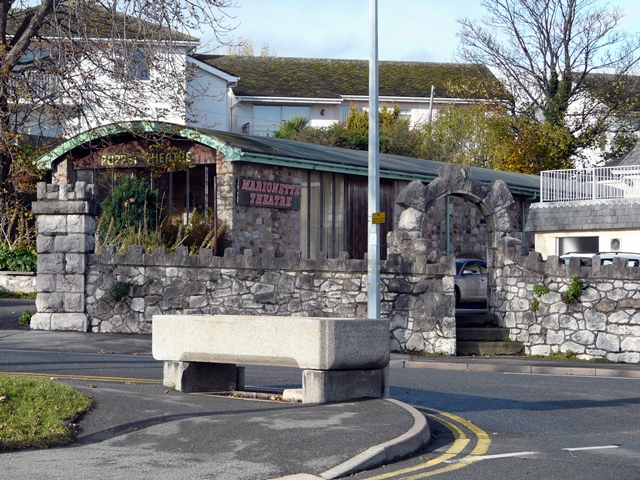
[0,298,35,330]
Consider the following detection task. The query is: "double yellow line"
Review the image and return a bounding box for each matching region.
[364,407,491,479]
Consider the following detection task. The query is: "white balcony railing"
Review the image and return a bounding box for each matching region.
[242,123,280,137]
[541,165,640,202]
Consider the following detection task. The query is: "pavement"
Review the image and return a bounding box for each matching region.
[2,300,640,479]
[0,301,430,480]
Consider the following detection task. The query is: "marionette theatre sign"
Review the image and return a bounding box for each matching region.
[237,177,301,210]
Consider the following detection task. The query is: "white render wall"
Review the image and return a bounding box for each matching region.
[63,46,192,137]
[187,60,234,131]
[535,229,640,259]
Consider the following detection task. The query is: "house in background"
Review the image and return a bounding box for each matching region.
[189,55,509,136]
[7,3,201,142]
[186,57,240,131]
[528,152,640,258]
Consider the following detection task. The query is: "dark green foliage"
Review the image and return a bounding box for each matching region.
[530,299,539,313]
[563,276,584,304]
[532,284,550,297]
[99,177,158,241]
[274,116,310,139]
[602,130,638,164]
[0,247,37,272]
[18,310,34,326]
[110,281,129,302]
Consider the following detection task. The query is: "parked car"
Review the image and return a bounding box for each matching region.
[560,252,640,267]
[559,252,595,265]
[454,259,487,306]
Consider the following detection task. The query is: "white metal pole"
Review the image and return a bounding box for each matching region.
[369,0,387,399]
[368,0,380,322]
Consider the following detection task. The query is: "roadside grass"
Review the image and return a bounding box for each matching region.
[0,291,37,300]
[0,374,92,450]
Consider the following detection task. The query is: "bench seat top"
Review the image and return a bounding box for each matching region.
[152,315,390,370]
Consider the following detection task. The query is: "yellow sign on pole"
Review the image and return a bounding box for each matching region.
[372,212,386,224]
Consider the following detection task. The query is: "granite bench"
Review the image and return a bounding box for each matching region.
[152,314,390,403]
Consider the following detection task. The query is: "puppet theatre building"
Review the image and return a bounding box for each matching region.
[41,121,540,259]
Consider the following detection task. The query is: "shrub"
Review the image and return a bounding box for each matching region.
[532,284,550,296]
[0,247,37,272]
[530,299,539,312]
[110,281,129,302]
[99,177,158,242]
[563,276,584,304]
[18,310,34,326]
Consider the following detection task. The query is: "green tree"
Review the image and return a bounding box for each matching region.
[457,0,640,164]
[275,106,424,157]
[99,176,158,242]
[417,104,510,169]
[601,129,638,164]
[496,117,574,174]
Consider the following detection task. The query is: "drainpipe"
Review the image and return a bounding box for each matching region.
[446,196,450,255]
[521,200,526,245]
[186,167,190,224]
[429,85,435,123]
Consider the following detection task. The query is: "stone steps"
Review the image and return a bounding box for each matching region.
[456,310,523,356]
[456,327,511,341]
[455,310,496,328]
[457,341,524,356]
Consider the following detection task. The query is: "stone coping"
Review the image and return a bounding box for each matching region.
[89,245,454,275]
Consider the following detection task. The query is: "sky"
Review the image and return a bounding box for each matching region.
[197,0,640,63]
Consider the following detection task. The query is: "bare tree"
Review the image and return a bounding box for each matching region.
[457,0,640,160]
[0,0,235,192]
[226,36,276,57]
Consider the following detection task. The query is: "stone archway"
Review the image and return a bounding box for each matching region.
[391,164,516,310]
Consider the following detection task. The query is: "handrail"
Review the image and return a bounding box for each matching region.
[540,165,640,202]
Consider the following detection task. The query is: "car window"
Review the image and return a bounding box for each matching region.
[464,262,481,274]
[600,257,640,267]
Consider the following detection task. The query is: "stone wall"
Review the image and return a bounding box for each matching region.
[527,198,640,232]
[83,246,455,353]
[422,195,532,258]
[31,181,456,355]
[229,162,301,256]
[492,236,640,362]
[0,272,36,293]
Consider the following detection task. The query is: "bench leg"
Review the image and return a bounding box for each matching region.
[302,369,385,404]
[164,361,239,393]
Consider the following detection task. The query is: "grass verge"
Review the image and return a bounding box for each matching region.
[0,291,37,299]
[0,374,92,450]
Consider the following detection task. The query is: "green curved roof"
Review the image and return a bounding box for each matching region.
[195,55,510,101]
[40,121,539,196]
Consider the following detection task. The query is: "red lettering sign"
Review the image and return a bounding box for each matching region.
[237,177,301,210]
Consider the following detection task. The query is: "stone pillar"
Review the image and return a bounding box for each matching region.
[31,182,99,331]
